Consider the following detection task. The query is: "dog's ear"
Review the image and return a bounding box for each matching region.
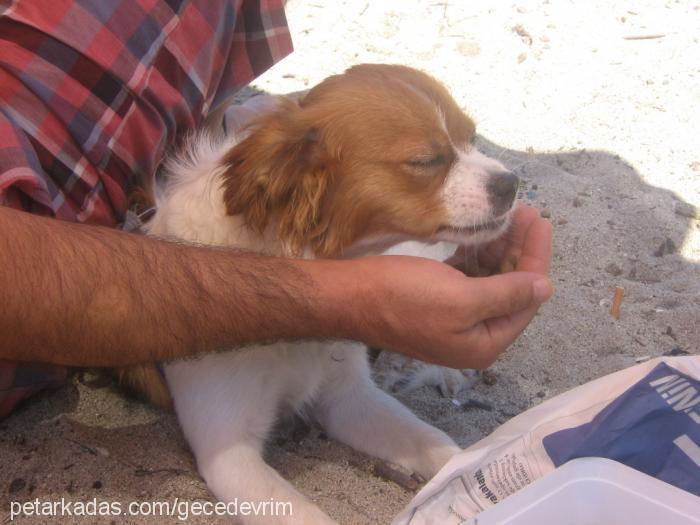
[221,99,333,256]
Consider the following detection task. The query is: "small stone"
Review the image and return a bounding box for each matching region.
[674,201,699,219]
[664,347,689,356]
[518,52,527,63]
[512,24,533,45]
[557,218,568,225]
[536,391,546,398]
[92,480,103,490]
[605,263,623,276]
[572,196,584,207]
[9,478,26,494]
[653,237,677,257]
[462,398,494,411]
[531,184,538,190]
[664,326,677,340]
[540,209,551,218]
[482,370,498,385]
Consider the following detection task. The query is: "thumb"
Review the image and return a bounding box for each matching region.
[468,272,553,322]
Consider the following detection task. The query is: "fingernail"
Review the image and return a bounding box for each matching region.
[533,278,554,303]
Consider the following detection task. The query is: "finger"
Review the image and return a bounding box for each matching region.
[477,203,540,268]
[516,215,553,274]
[466,272,553,322]
[464,302,541,366]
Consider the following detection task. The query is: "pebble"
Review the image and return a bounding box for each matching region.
[482,370,498,385]
[674,201,699,219]
[462,398,494,411]
[664,347,689,356]
[605,263,623,276]
[653,237,677,257]
[9,478,26,494]
[572,196,584,207]
[540,209,551,218]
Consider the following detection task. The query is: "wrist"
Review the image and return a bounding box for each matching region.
[293,258,373,343]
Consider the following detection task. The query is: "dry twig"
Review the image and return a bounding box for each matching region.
[373,461,419,491]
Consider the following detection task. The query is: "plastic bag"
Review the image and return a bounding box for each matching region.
[392,356,700,524]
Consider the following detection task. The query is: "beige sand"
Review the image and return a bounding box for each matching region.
[2,1,699,523]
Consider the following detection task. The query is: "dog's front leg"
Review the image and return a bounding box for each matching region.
[314,346,460,480]
[197,444,339,525]
[166,356,339,525]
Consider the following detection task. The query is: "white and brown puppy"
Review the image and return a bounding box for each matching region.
[127,64,518,524]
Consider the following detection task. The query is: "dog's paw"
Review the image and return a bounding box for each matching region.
[372,352,480,397]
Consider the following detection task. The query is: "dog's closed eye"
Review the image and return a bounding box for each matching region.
[406,153,449,170]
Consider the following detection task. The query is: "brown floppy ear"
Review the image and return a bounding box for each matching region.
[220,99,332,256]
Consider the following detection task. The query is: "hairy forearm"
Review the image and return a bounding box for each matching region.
[0,207,356,366]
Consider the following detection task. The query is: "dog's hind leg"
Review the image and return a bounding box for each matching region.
[314,344,460,480]
[165,355,338,525]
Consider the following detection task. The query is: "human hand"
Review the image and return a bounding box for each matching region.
[350,204,553,368]
[444,202,552,277]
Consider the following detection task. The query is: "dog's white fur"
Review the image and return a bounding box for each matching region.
[145,100,512,524]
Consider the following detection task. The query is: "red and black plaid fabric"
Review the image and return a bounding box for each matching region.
[0,0,292,418]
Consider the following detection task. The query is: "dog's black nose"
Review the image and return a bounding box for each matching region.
[487,171,520,215]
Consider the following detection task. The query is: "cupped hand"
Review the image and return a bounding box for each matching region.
[355,204,553,368]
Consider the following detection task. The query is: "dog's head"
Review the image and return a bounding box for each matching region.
[221,64,518,257]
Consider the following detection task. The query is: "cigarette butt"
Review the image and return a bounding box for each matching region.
[610,286,625,319]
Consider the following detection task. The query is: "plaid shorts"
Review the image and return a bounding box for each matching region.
[0,0,292,418]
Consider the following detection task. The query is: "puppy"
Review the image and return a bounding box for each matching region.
[125,64,518,524]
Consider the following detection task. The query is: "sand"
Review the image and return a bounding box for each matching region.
[2,1,699,523]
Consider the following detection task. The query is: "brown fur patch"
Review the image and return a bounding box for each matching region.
[115,364,172,411]
[220,64,476,258]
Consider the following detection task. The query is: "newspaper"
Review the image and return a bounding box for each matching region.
[392,356,700,524]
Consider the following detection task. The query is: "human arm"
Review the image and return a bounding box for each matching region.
[0,205,346,366]
[0,203,551,369]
